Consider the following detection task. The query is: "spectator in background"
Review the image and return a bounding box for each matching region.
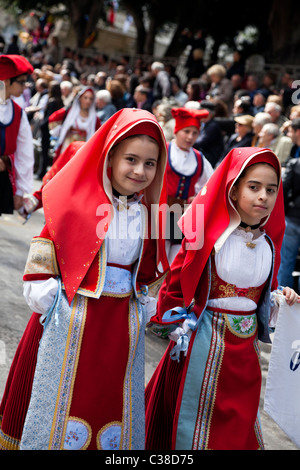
[245,74,260,104]
[106,78,127,110]
[206,64,234,113]
[252,89,269,115]
[170,77,188,106]
[37,81,64,179]
[5,34,20,55]
[279,71,294,114]
[280,104,300,135]
[151,61,171,102]
[95,89,117,122]
[43,35,60,66]
[251,111,272,146]
[232,96,252,116]
[230,73,244,94]
[132,85,153,112]
[185,78,203,102]
[264,101,288,128]
[194,100,224,167]
[60,80,74,107]
[153,100,175,142]
[25,78,49,138]
[94,71,107,90]
[286,118,300,162]
[226,49,245,79]
[277,155,300,289]
[222,114,254,158]
[258,122,293,164]
[180,29,206,81]
[25,78,49,123]
[261,71,277,95]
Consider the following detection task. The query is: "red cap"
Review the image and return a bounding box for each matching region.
[0,55,33,80]
[171,107,209,133]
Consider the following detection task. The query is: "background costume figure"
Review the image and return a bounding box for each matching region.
[165,107,214,264]
[0,54,34,215]
[145,147,300,450]
[49,86,101,161]
[0,108,169,450]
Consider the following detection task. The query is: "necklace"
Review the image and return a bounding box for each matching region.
[239,220,261,232]
[239,221,261,249]
[112,187,135,199]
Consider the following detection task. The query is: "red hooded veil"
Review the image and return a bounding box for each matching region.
[42,108,169,303]
[153,147,285,322]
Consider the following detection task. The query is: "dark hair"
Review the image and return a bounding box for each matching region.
[234,161,279,187]
[291,118,300,131]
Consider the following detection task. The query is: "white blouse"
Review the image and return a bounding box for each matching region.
[169,141,214,192]
[106,195,144,265]
[207,228,272,312]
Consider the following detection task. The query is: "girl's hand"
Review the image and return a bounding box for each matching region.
[282,286,300,306]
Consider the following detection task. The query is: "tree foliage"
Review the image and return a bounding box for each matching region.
[1,0,300,63]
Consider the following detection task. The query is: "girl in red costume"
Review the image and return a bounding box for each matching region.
[0,108,169,450]
[165,107,213,264]
[49,86,101,161]
[145,147,300,450]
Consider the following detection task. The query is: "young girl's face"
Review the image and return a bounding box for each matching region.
[175,126,199,151]
[230,163,279,226]
[108,136,159,196]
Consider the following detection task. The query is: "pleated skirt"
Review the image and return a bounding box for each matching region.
[145,307,264,450]
[0,273,146,450]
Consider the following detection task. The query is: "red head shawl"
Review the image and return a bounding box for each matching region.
[0,54,33,79]
[178,147,285,307]
[171,107,209,133]
[43,108,169,303]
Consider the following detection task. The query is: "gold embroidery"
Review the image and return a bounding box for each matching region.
[219,283,237,298]
[247,287,261,301]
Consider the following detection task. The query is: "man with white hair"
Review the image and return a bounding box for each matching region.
[251,111,272,145]
[95,89,117,122]
[151,61,171,102]
[258,122,293,164]
[264,101,288,128]
[60,80,74,107]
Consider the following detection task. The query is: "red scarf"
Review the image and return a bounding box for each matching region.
[43,108,169,303]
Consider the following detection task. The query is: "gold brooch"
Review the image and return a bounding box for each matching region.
[246,242,256,249]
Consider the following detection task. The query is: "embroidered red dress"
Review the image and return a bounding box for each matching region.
[145,147,285,450]
[0,108,169,450]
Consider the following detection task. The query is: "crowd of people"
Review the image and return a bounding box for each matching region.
[1,39,300,451]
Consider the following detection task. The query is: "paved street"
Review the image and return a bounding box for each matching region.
[0,188,298,450]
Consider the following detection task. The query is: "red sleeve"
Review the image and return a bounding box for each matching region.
[48,107,67,123]
[150,241,186,325]
[96,117,101,130]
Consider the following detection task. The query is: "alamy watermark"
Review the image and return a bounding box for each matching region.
[291,81,300,104]
[95,202,205,250]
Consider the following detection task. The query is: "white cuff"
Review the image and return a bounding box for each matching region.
[139,295,157,323]
[23,278,59,314]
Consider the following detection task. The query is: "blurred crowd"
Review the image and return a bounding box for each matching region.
[2,34,298,180]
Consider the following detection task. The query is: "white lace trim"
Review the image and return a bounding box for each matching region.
[232,227,266,242]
